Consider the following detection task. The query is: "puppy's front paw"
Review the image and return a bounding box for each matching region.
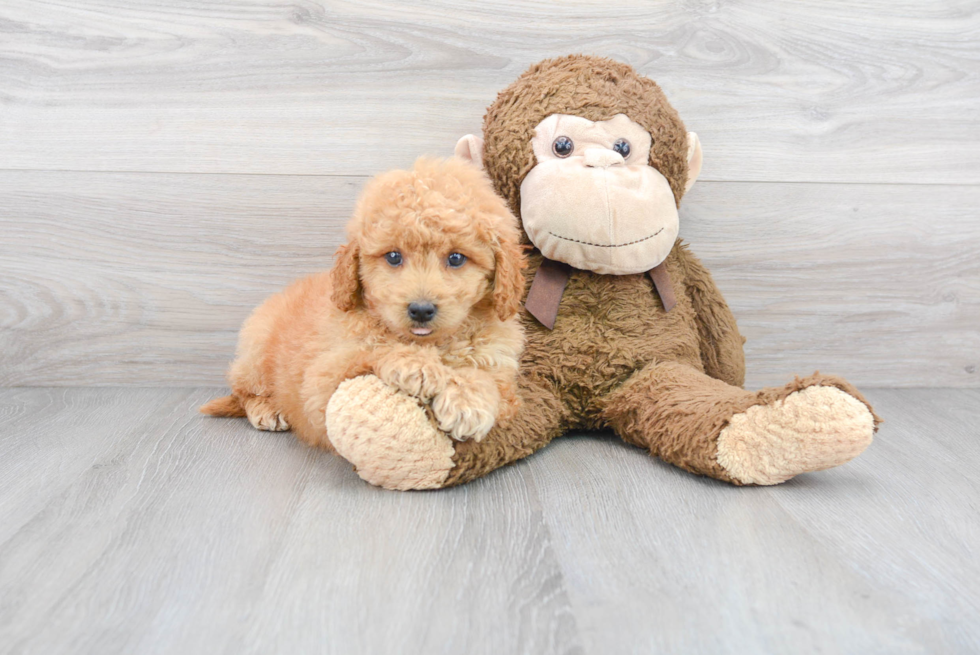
[431,375,500,442]
[376,354,450,401]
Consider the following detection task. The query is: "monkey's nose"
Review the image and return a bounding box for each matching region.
[583,148,625,168]
[407,301,437,324]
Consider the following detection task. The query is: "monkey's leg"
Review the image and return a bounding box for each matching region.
[326,374,567,490]
[603,361,879,485]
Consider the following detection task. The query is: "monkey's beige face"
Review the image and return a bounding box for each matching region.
[519,114,699,275]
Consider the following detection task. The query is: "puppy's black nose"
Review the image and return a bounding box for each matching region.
[407,301,437,324]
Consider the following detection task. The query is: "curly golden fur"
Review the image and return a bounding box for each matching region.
[201,157,527,447]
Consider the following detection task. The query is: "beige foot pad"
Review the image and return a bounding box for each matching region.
[717,385,875,485]
[325,375,455,491]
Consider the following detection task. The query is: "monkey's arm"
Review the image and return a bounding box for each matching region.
[673,241,746,388]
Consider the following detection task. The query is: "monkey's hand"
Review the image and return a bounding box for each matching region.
[431,369,501,442]
[326,375,456,491]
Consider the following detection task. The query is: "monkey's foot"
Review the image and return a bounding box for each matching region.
[716,386,875,485]
[325,375,455,491]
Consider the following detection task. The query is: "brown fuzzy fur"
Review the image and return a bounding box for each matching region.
[483,55,691,220]
[439,56,881,487]
[201,157,527,448]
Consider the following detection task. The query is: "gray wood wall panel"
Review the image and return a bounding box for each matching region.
[1,0,978,388]
[0,171,353,387]
[1,171,977,387]
[1,0,978,183]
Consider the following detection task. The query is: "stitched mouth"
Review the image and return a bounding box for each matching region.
[548,227,663,248]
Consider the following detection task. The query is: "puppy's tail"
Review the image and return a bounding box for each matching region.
[200,394,246,418]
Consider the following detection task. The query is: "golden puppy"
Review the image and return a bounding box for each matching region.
[201,157,526,449]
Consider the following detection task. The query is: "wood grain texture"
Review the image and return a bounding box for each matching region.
[1,0,978,182]
[1,387,978,653]
[681,180,980,388]
[1,171,977,387]
[0,388,582,655]
[526,387,980,654]
[0,171,357,386]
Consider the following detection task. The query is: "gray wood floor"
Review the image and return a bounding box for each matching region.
[1,387,978,654]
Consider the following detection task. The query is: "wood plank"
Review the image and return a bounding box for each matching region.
[1,0,978,183]
[2,170,977,387]
[0,387,191,544]
[0,388,582,654]
[681,180,980,389]
[0,387,319,652]
[240,445,580,655]
[0,171,357,386]
[526,388,980,653]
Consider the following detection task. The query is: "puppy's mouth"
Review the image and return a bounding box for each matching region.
[410,326,434,337]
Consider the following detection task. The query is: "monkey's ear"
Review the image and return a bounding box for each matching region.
[685,132,703,193]
[330,242,362,312]
[455,134,485,169]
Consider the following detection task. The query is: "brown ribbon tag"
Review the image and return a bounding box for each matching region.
[524,258,571,329]
[525,258,676,329]
[647,262,677,312]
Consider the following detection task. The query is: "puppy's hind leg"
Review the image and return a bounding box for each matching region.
[242,395,290,432]
[224,293,291,432]
[200,392,287,432]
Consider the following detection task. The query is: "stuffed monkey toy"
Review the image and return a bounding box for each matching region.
[326,55,880,490]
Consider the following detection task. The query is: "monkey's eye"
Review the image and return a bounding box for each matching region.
[613,139,631,159]
[385,251,403,267]
[552,136,574,158]
[447,252,467,268]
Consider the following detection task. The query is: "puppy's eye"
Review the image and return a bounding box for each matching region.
[613,138,631,159]
[447,252,467,268]
[552,136,574,158]
[385,251,402,267]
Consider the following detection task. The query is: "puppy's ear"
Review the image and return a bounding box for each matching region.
[330,241,362,312]
[491,233,527,321]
